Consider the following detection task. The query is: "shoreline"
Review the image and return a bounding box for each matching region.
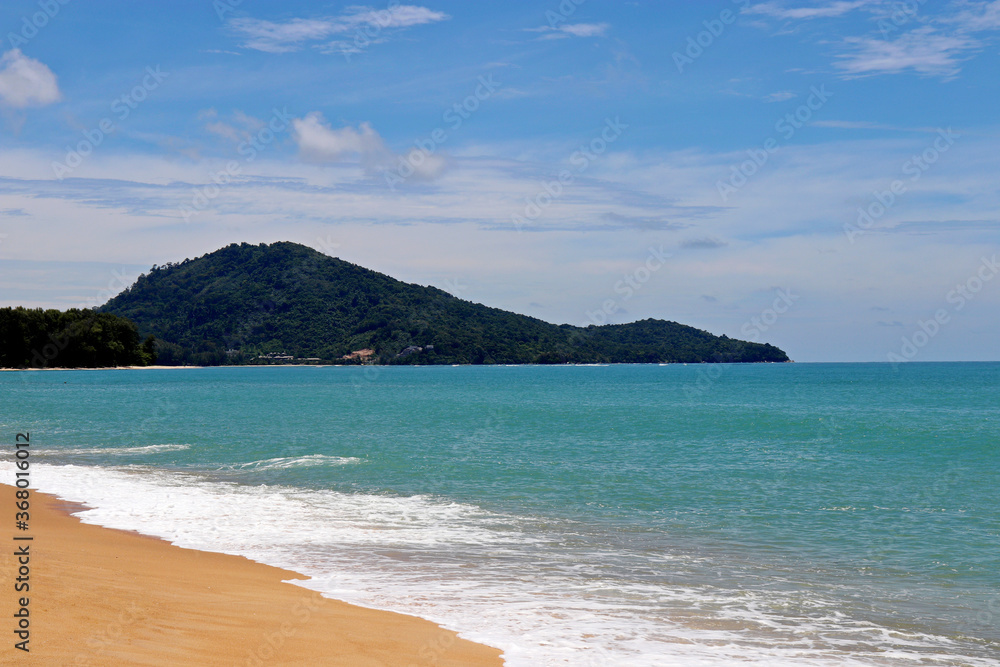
[0,484,505,665]
[0,365,204,371]
[0,360,800,372]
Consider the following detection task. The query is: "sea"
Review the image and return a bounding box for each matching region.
[2,363,998,665]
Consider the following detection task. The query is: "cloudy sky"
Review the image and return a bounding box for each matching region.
[1,0,998,362]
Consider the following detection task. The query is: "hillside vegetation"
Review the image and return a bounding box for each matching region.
[0,307,156,368]
[100,242,789,366]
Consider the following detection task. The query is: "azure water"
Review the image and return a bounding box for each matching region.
[2,363,997,665]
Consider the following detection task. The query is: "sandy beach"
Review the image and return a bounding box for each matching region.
[0,484,504,666]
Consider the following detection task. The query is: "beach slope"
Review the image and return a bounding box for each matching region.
[0,484,504,666]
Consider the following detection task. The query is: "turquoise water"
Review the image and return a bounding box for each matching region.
[2,363,998,665]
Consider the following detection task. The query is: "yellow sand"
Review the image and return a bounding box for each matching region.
[0,485,504,666]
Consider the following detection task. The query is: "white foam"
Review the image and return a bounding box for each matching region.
[223,455,361,470]
[8,462,995,667]
[16,463,523,551]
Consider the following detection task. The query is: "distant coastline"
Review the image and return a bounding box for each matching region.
[3,243,790,368]
[0,365,198,371]
[0,360,794,371]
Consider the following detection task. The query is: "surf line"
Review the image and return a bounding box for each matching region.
[13,432,32,653]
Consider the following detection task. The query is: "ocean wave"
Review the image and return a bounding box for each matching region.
[8,462,523,550]
[225,455,362,471]
[5,462,996,667]
[39,444,191,456]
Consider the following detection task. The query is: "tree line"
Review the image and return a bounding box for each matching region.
[0,307,156,368]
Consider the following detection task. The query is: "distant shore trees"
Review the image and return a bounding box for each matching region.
[0,307,156,368]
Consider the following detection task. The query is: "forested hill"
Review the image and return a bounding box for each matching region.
[99,242,790,366]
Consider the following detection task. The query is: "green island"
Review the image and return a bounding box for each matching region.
[1,242,789,368]
[95,241,789,366]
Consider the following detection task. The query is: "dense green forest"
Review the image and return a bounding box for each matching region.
[0,307,156,368]
[99,242,789,366]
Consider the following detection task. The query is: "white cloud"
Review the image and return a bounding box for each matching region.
[681,236,729,249]
[835,27,973,76]
[749,2,998,79]
[230,5,449,53]
[292,112,390,163]
[339,5,449,30]
[811,120,942,132]
[948,0,1000,31]
[828,1,1000,79]
[399,148,448,180]
[747,1,872,20]
[202,109,266,143]
[556,23,610,37]
[228,18,336,54]
[763,90,797,102]
[530,23,610,40]
[291,112,449,182]
[0,50,60,109]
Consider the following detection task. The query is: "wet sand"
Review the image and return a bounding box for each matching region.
[0,484,504,666]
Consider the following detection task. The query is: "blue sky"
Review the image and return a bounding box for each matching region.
[0,0,998,361]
